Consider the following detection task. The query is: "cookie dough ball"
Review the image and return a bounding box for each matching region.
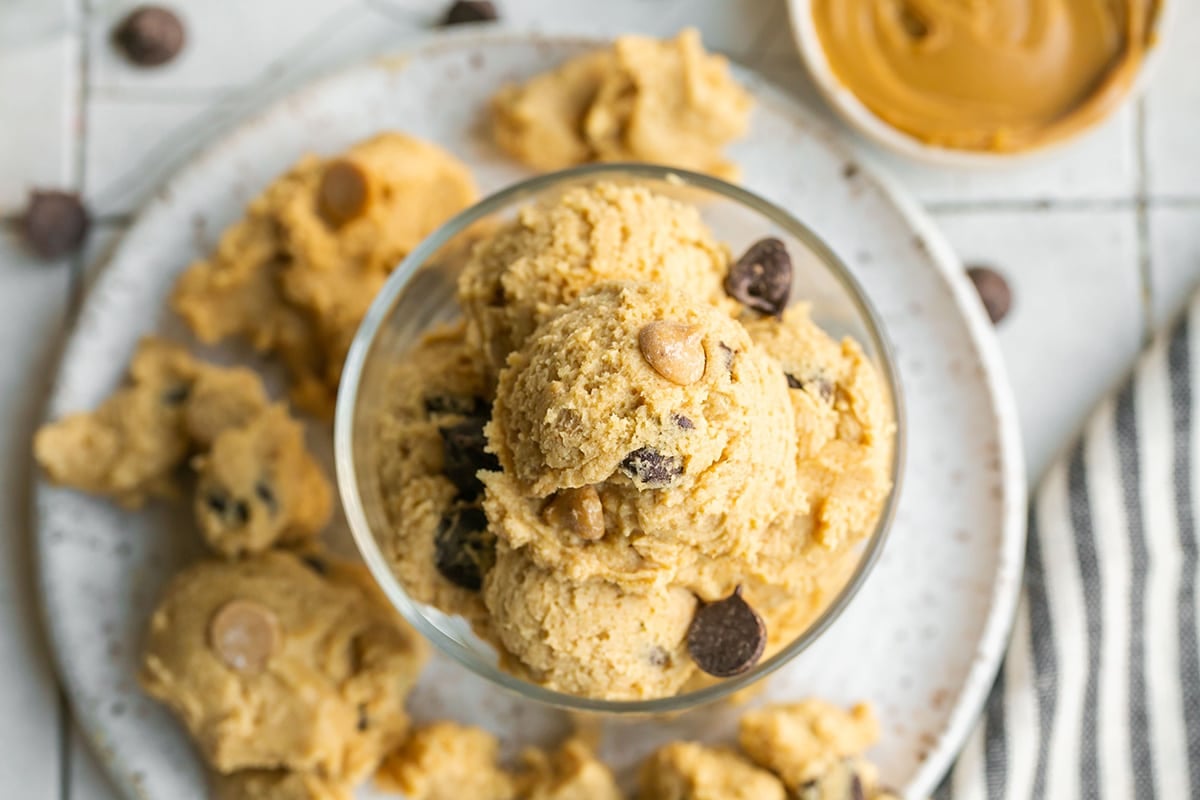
[483,546,697,700]
[195,406,332,557]
[174,132,478,416]
[183,365,270,448]
[488,282,795,580]
[34,338,199,506]
[457,182,732,373]
[376,722,516,800]
[743,307,893,565]
[516,738,623,800]
[211,769,350,800]
[737,700,880,790]
[140,552,426,782]
[638,742,786,800]
[492,29,752,180]
[373,323,495,623]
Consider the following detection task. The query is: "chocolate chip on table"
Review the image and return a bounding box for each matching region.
[19,190,90,260]
[208,599,279,674]
[725,237,792,317]
[619,447,683,489]
[639,320,707,385]
[424,393,489,417]
[441,0,498,25]
[543,486,605,541]
[112,6,186,67]
[686,587,766,678]
[318,159,369,228]
[434,505,495,590]
[439,417,500,501]
[965,264,1012,324]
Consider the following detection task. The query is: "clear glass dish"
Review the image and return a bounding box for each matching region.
[335,163,905,714]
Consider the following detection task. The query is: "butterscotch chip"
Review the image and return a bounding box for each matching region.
[544,486,605,541]
[317,160,369,227]
[208,599,280,674]
[639,320,706,385]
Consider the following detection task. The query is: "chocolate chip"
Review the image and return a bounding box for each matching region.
[686,587,766,678]
[434,505,495,590]
[254,481,277,514]
[725,237,792,317]
[718,342,736,372]
[112,6,185,67]
[424,393,489,417]
[647,646,672,668]
[300,554,328,575]
[673,414,695,430]
[357,703,369,732]
[161,384,190,405]
[785,372,803,390]
[850,774,865,800]
[19,191,90,260]
[442,0,498,25]
[317,160,369,228]
[439,417,500,501]
[619,447,683,489]
[206,492,249,526]
[966,264,1012,324]
[898,3,931,38]
[785,372,834,401]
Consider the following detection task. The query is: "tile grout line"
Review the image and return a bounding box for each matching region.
[1134,98,1153,344]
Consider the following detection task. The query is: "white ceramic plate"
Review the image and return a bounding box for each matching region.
[34,31,1026,800]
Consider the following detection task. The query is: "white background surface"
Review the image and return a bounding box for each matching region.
[0,0,1196,797]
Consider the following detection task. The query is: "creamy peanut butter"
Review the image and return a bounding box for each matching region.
[812,0,1160,152]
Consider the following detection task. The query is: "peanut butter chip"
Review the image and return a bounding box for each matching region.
[639,321,706,385]
[317,160,369,227]
[208,599,280,674]
[544,486,605,541]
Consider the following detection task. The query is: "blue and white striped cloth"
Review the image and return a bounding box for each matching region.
[937,300,1200,799]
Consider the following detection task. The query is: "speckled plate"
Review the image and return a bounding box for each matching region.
[33,31,1026,800]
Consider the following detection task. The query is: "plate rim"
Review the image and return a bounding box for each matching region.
[33,27,1028,800]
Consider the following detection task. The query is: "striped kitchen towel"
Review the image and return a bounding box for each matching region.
[936,300,1200,799]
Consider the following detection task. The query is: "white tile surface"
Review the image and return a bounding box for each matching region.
[0,230,73,800]
[0,4,79,211]
[1149,206,1200,329]
[931,209,1144,482]
[1143,0,1200,199]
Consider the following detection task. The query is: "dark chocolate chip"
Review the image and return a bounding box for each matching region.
[439,417,500,501]
[434,505,495,590]
[619,447,683,489]
[647,646,672,668]
[300,554,328,575]
[725,237,792,317]
[966,264,1012,324]
[686,587,766,678]
[254,481,277,514]
[785,372,803,390]
[442,0,498,25]
[19,191,90,260]
[357,703,369,732]
[718,342,736,373]
[898,3,931,38]
[850,774,865,800]
[785,373,834,401]
[424,393,489,417]
[842,162,860,180]
[112,6,186,67]
[161,384,190,405]
[673,414,695,431]
[205,493,249,526]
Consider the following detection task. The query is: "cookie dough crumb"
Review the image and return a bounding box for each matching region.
[737,700,880,789]
[194,405,331,557]
[516,738,623,800]
[211,769,351,800]
[638,741,786,800]
[140,551,426,782]
[376,722,516,800]
[492,29,752,179]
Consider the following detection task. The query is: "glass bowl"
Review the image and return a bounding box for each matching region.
[335,163,905,714]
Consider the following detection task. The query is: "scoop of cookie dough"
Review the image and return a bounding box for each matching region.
[492,29,752,179]
[488,282,796,585]
[195,405,332,558]
[173,132,478,416]
[211,769,351,800]
[737,700,881,791]
[638,742,786,800]
[516,737,623,800]
[483,545,697,699]
[140,551,426,782]
[376,722,516,800]
[457,182,732,373]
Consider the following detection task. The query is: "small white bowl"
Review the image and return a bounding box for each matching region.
[786,0,1171,168]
